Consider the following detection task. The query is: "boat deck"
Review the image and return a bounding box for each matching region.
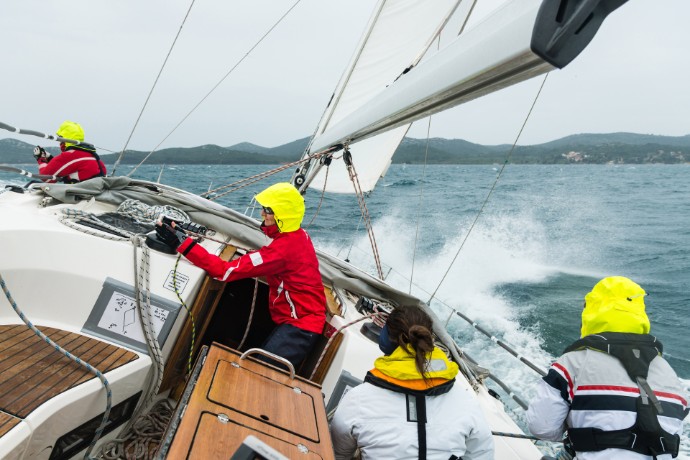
[0,324,139,436]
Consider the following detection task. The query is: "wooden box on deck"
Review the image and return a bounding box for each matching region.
[159,343,335,459]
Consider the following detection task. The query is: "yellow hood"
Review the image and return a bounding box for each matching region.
[56,121,85,148]
[374,346,459,383]
[255,183,305,233]
[581,276,650,337]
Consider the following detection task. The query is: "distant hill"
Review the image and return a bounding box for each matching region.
[1,132,688,166]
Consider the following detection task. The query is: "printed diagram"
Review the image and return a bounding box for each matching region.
[96,291,170,345]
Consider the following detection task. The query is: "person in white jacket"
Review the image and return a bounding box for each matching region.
[329,305,494,460]
[527,276,688,460]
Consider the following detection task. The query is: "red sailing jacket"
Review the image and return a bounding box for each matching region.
[37,145,107,183]
[178,225,327,334]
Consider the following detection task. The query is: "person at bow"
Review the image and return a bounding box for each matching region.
[33,120,107,183]
[155,182,326,369]
[329,305,494,460]
[527,276,688,460]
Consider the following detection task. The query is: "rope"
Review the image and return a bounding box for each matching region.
[100,399,175,460]
[127,0,304,177]
[0,273,112,460]
[308,312,388,381]
[132,237,166,411]
[344,149,384,279]
[173,254,196,374]
[201,147,333,201]
[238,279,259,350]
[56,207,178,436]
[428,73,550,303]
[111,0,197,176]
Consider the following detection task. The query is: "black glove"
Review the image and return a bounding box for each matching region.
[33,146,51,161]
[155,222,188,251]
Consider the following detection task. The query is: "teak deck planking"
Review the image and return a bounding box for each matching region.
[0,324,139,436]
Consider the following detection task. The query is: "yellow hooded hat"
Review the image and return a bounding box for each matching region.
[581,276,650,337]
[255,182,305,233]
[56,121,85,148]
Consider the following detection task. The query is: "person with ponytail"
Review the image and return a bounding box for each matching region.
[330,305,494,460]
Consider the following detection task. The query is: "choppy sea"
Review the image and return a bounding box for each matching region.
[2,162,689,456]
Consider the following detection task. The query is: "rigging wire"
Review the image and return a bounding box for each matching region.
[410,117,432,294]
[344,148,384,279]
[111,0,197,176]
[427,72,550,304]
[127,0,304,177]
[202,146,336,201]
[304,163,329,230]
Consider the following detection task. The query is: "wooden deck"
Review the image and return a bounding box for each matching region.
[0,324,139,436]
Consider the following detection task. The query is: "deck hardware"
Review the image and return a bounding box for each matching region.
[231,361,240,368]
[293,387,302,394]
[217,413,230,423]
[297,444,308,454]
[240,348,295,379]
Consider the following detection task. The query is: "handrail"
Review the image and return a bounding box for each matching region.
[240,348,295,379]
[453,310,547,377]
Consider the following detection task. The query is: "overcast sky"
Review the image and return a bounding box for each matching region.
[1,0,688,153]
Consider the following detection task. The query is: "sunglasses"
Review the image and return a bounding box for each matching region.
[262,206,274,215]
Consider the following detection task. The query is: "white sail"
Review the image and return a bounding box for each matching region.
[305,0,462,194]
[309,0,552,153]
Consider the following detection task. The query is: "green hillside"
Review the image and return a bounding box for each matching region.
[1,132,688,166]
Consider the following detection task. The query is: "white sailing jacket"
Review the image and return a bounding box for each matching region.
[527,348,688,460]
[330,381,494,460]
[330,347,493,460]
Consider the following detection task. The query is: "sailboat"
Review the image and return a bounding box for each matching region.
[0,0,637,458]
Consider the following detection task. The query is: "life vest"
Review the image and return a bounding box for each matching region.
[364,347,459,460]
[564,332,681,458]
[66,144,106,181]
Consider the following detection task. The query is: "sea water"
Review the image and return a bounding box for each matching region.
[2,163,689,456]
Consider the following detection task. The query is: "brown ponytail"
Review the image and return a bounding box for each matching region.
[385,306,435,380]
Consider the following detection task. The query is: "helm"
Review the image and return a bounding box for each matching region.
[56,121,85,148]
[581,276,650,337]
[255,183,305,232]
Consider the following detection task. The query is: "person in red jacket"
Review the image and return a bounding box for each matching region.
[156,182,327,369]
[33,120,107,183]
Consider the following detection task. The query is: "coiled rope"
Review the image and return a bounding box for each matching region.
[56,205,200,458]
[0,273,112,460]
[100,399,175,460]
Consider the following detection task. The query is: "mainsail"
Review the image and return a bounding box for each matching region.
[297,0,463,194]
[297,0,628,193]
